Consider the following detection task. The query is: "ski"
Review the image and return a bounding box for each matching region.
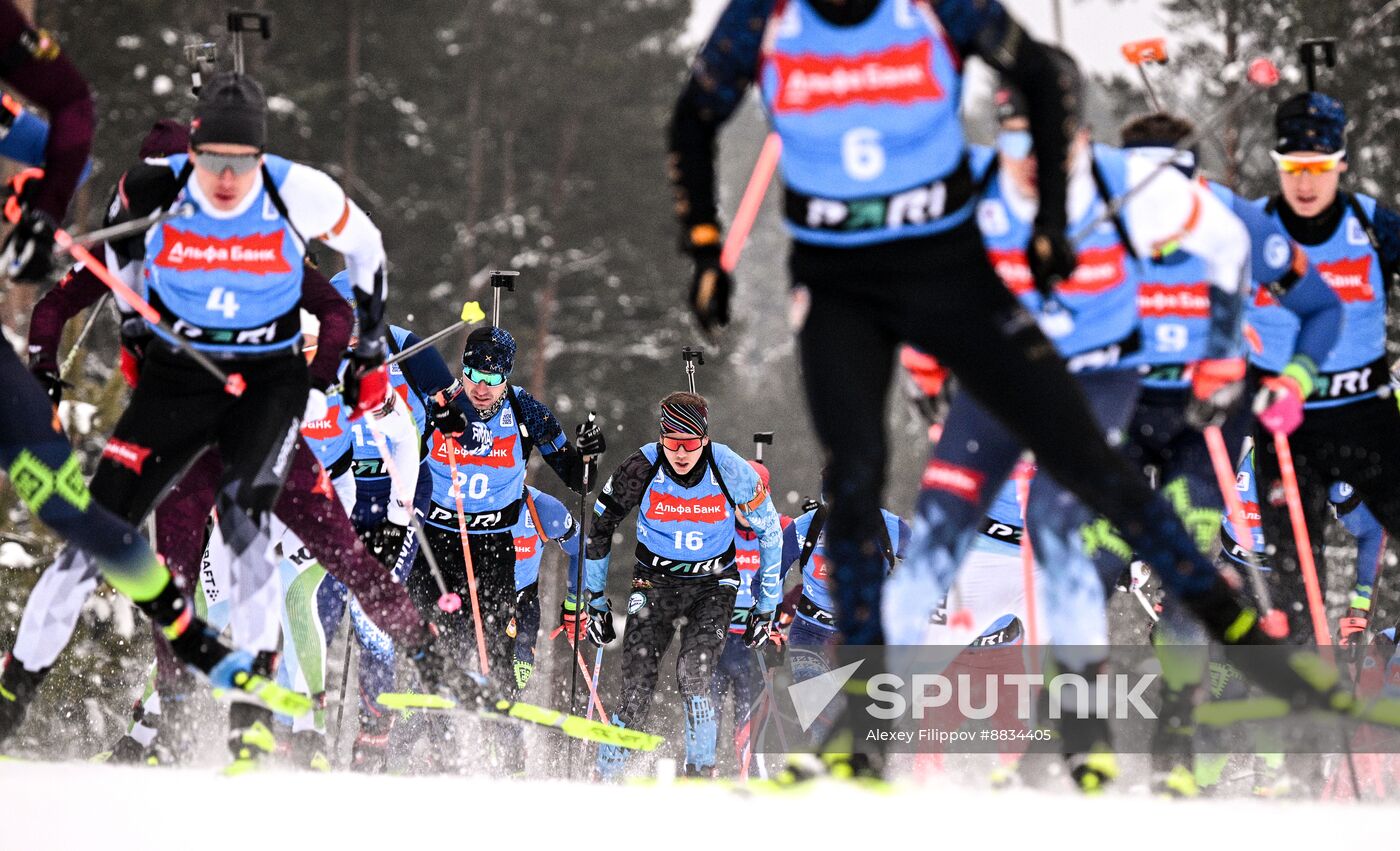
[376,692,664,752]
[1196,695,1400,729]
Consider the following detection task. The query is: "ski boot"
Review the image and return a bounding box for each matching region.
[352,714,393,774]
[0,653,48,747]
[406,629,490,709]
[1057,663,1119,795]
[144,586,312,717]
[291,729,332,772]
[1150,684,1201,798]
[226,703,279,776]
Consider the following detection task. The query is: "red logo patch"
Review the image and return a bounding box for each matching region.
[514,535,539,560]
[300,406,344,441]
[645,492,729,524]
[921,460,984,503]
[431,433,517,469]
[736,547,761,574]
[810,553,831,581]
[154,225,292,274]
[770,41,944,114]
[988,245,1126,296]
[1317,256,1375,303]
[102,438,152,474]
[1138,282,1209,318]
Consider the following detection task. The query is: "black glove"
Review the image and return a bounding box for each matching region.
[1,206,56,283]
[429,379,469,437]
[29,364,68,406]
[688,243,731,335]
[583,596,617,646]
[575,417,605,458]
[362,521,407,566]
[1025,224,1076,299]
[744,608,776,649]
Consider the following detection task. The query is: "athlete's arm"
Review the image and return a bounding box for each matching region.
[893,515,911,560]
[779,516,800,579]
[102,163,183,305]
[716,445,783,612]
[537,492,583,599]
[26,261,106,372]
[1337,498,1385,611]
[1374,203,1400,283]
[0,2,93,221]
[279,164,388,348]
[1124,162,1249,359]
[584,449,653,596]
[515,388,592,494]
[667,0,777,235]
[933,0,1079,232]
[1220,186,1342,373]
[366,400,419,525]
[391,331,488,449]
[300,263,353,391]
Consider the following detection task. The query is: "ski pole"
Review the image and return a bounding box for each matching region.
[1013,461,1039,647]
[721,133,782,273]
[330,625,355,765]
[58,292,109,378]
[752,650,790,753]
[1272,430,1330,645]
[587,645,604,720]
[383,301,486,367]
[1121,37,1168,111]
[1203,425,1288,637]
[443,441,491,674]
[568,411,598,779]
[489,269,519,328]
[51,227,247,396]
[366,426,462,614]
[56,205,195,249]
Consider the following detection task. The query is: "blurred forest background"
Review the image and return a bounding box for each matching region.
[0,0,1396,769]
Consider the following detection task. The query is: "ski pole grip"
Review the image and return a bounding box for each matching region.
[461,300,485,323]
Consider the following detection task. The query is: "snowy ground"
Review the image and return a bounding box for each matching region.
[0,759,1391,851]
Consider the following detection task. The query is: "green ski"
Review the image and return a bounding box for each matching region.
[377,692,664,752]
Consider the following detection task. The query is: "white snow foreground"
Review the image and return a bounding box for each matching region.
[0,759,1376,850]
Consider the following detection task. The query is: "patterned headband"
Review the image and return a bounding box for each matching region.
[660,401,708,436]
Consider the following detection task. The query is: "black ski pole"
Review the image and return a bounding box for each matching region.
[330,625,355,767]
[568,412,598,779]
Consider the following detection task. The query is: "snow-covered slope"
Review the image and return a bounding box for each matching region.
[0,759,1375,851]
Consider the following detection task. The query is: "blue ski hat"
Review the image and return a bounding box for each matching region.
[329,270,355,304]
[1275,92,1347,155]
[462,326,516,376]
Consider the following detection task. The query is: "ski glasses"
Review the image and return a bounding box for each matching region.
[463,366,506,387]
[660,434,705,452]
[1270,150,1345,175]
[996,129,1033,159]
[193,148,262,176]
